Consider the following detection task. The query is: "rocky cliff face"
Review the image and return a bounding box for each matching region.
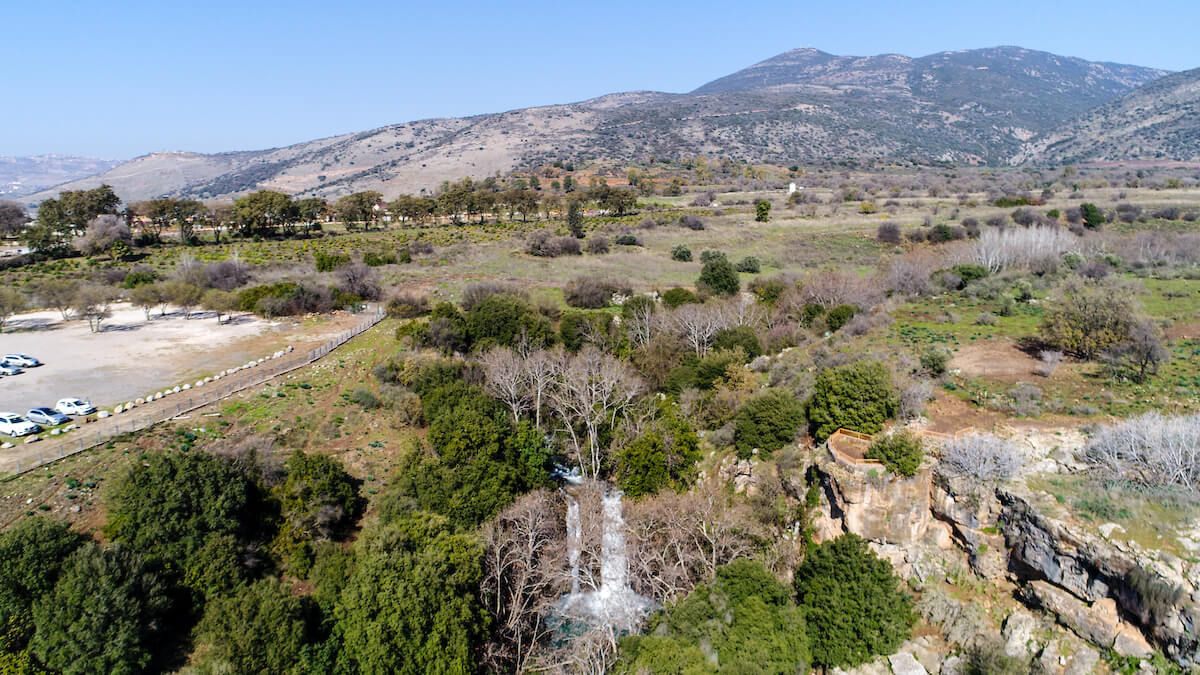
[809,449,1200,667]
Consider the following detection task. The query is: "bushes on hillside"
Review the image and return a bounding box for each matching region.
[712,325,762,360]
[661,287,700,308]
[1039,279,1138,359]
[807,361,898,441]
[939,433,1023,483]
[795,534,914,670]
[826,303,857,331]
[670,244,692,262]
[734,389,806,459]
[564,275,631,309]
[698,256,740,296]
[616,559,810,674]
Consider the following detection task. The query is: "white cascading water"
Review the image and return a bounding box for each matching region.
[556,481,654,632]
[565,496,582,595]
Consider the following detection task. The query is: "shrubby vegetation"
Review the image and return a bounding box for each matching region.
[806,361,898,441]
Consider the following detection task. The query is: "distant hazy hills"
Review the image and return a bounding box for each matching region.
[0,155,121,199]
[1015,67,1200,165]
[20,46,1192,204]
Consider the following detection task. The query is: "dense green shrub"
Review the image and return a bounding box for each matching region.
[1080,202,1105,229]
[699,249,727,264]
[712,325,762,360]
[614,234,641,246]
[337,512,486,673]
[661,287,700,308]
[749,277,788,305]
[465,294,553,350]
[193,578,310,674]
[698,257,740,296]
[734,389,806,458]
[865,431,924,477]
[350,387,381,409]
[795,534,914,670]
[559,311,610,351]
[0,518,86,627]
[950,263,989,284]
[104,451,260,587]
[920,345,952,376]
[616,559,810,674]
[736,256,761,273]
[670,244,692,262]
[826,304,857,331]
[807,361,898,441]
[31,544,173,675]
[313,250,350,272]
[614,408,700,498]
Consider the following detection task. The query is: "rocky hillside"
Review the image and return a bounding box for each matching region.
[0,155,121,199]
[24,47,1169,203]
[1016,67,1200,165]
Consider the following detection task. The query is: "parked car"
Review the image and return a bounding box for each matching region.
[26,407,70,426]
[3,354,41,367]
[0,413,40,437]
[0,364,22,376]
[55,398,97,416]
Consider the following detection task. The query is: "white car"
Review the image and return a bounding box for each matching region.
[0,413,40,437]
[0,364,22,376]
[2,354,40,368]
[55,398,97,416]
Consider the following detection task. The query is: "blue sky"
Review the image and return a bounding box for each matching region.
[3,0,1197,159]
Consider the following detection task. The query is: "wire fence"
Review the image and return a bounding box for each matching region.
[1,306,384,478]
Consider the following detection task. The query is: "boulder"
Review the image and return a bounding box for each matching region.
[1023,581,1119,647]
[0,442,11,449]
[1113,623,1154,659]
[1002,610,1040,659]
[887,652,928,675]
[24,435,40,444]
[97,410,110,418]
[135,398,145,405]
[182,384,191,390]
[1062,645,1099,675]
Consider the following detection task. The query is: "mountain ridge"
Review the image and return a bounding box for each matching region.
[21,46,1178,204]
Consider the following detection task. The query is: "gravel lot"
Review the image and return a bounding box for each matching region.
[0,304,348,413]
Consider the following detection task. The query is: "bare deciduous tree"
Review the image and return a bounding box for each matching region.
[482,346,531,424]
[547,347,642,480]
[38,278,79,321]
[74,284,115,333]
[669,302,726,356]
[74,214,131,257]
[1082,412,1200,490]
[481,491,566,674]
[939,433,1023,483]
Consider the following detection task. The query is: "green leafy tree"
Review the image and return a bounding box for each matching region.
[103,451,259,588]
[614,407,700,497]
[233,190,296,237]
[866,431,924,477]
[807,361,898,441]
[712,325,762,360]
[566,200,585,238]
[273,451,363,574]
[31,544,173,675]
[826,304,857,331]
[755,199,771,222]
[0,518,86,628]
[1080,202,1105,229]
[336,513,487,674]
[734,389,806,458]
[335,191,383,230]
[193,578,310,674]
[0,287,26,334]
[617,559,810,674]
[794,534,914,670]
[1040,279,1137,359]
[698,257,740,296]
[466,294,553,351]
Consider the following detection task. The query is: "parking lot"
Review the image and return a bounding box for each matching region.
[0,303,362,416]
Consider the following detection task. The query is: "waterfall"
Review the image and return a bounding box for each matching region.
[565,494,581,595]
[555,481,654,633]
[598,491,627,593]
